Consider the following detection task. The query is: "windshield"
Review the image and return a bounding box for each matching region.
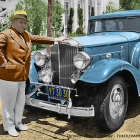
[89,16,140,34]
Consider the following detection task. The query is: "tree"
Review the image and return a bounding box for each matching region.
[51,0,67,38]
[15,0,48,36]
[67,7,74,34]
[103,0,124,14]
[0,9,15,32]
[0,0,48,51]
[120,0,140,10]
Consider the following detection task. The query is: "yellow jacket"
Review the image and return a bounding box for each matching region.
[0,26,54,81]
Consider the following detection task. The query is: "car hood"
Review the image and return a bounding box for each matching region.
[73,32,140,47]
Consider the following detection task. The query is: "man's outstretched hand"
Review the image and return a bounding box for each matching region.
[56,36,68,43]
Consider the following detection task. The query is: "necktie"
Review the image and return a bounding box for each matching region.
[20,35,25,43]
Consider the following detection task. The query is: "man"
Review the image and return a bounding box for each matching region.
[0,10,67,137]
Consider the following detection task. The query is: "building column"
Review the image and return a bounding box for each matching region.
[84,0,88,34]
[94,0,97,16]
[70,0,73,8]
[59,0,65,35]
[73,0,78,33]
[81,0,84,20]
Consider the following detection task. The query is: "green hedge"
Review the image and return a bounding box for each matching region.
[67,32,86,37]
[76,26,85,35]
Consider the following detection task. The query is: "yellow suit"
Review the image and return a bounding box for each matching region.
[0,26,55,131]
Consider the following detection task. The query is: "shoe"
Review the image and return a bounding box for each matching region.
[16,124,29,131]
[8,128,19,137]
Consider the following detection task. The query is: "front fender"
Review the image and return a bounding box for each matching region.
[79,59,133,83]
[26,56,40,95]
[29,55,40,83]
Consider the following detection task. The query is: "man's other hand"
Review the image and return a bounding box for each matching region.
[0,59,7,67]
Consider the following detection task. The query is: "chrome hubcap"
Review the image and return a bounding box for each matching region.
[109,84,124,119]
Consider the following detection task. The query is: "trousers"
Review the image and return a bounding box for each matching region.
[0,79,25,131]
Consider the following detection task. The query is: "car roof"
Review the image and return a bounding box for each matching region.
[89,10,140,20]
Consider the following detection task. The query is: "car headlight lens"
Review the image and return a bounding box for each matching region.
[34,51,50,67]
[38,68,53,83]
[73,52,92,70]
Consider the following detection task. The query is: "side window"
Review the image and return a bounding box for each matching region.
[95,21,102,32]
[106,20,116,31]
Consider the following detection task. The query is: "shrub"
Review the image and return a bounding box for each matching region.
[76,26,84,34]
[91,7,94,16]
[76,6,85,35]
[67,8,74,34]
[77,6,84,27]
[67,32,86,37]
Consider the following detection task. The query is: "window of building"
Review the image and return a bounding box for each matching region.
[78,0,80,8]
[64,0,69,26]
[97,0,101,5]
[52,0,55,4]
[78,4,80,8]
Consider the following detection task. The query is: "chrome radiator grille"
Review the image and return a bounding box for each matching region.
[50,43,78,88]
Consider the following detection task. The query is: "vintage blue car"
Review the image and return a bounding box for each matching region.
[25,9,140,132]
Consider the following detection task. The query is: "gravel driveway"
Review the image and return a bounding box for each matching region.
[1,90,140,140]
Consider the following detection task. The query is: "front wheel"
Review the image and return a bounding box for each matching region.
[95,76,128,132]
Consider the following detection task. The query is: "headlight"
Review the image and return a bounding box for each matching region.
[73,52,92,70]
[34,51,50,67]
[38,68,53,83]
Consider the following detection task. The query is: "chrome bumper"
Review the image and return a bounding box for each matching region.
[26,97,94,118]
[25,82,95,118]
